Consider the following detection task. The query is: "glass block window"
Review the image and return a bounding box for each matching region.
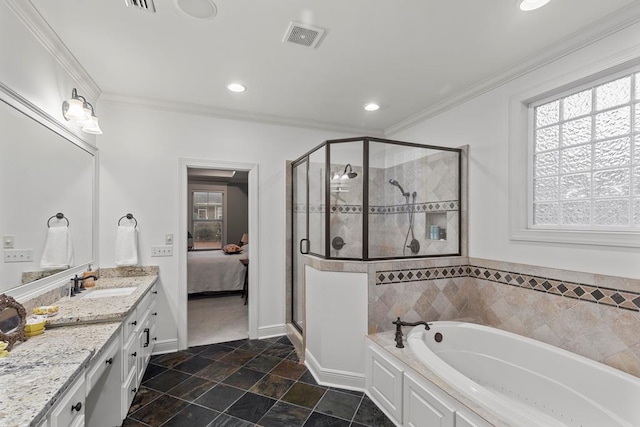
[531,70,640,230]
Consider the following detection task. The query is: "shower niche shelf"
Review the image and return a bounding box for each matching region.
[426,212,448,241]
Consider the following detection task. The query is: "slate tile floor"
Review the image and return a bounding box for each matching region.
[122,336,394,427]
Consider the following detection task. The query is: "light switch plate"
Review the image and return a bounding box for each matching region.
[151,245,173,257]
[165,234,173,245]
[4,249,33,263]
[3,235,14,249]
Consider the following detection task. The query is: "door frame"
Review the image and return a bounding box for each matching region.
[178,158,259,350]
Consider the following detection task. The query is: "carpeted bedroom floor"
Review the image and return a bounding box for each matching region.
[188,294,248,347]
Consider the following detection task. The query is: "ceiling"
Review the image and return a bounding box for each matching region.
[30,0,639,135]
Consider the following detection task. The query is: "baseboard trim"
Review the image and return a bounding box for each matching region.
[258,324,286,339]
[152,338,178,356]
[305,349,366,392]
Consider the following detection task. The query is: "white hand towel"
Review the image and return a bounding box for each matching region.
[40,226,74,269]
[115,225,138,266]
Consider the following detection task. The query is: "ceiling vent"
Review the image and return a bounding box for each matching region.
[125,0,156,12]
[283,22,325,49]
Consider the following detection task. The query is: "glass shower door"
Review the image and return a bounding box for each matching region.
[292,159,308,333]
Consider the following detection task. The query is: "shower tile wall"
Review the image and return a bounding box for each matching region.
[329,165,363,258]
[370,258,640,378]
[369,150,460,258]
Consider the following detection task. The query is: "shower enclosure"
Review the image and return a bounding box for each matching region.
[291,137,462,332]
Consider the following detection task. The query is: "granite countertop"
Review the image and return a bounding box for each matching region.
[368,331,508,427]
[47,275,157,327]
[0,273,158,427]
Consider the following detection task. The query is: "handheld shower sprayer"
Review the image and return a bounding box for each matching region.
[388,179,408,197]
[388,179,421,256]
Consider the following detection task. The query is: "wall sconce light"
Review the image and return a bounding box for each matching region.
[62,88,103,135]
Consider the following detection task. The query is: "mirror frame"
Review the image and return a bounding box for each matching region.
[0,82,98,301]
[0,294,27,351]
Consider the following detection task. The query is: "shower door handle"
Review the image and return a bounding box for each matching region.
[299,238,309,254]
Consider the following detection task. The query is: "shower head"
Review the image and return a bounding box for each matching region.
[343,164,358,179]
[388,179,408,197]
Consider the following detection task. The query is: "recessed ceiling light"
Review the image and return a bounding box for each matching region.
[364,103,380,112]
[227,83,246,93]
[518,0,551,11]
[175,0,217,20]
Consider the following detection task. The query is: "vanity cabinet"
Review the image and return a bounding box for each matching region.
[365,340,491,427]
[122,283,158,419]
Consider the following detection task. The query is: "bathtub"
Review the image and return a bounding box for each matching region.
[407,321,640,427]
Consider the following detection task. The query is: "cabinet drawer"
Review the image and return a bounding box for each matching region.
[123,334,138,381]
[123,308,139,340]
[86,335,120,395]
[49,374,85,427]
[121,368,137,420]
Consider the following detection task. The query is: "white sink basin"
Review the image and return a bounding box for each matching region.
[81,287,137,299]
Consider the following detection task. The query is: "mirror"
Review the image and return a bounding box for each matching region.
[0,294,27,351]
[0,91,95,293]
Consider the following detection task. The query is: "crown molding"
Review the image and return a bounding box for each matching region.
[4,0,101,102]
[385,2,640,137]
[100,92,385,137]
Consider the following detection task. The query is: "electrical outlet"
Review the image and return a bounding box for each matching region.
[151,245,173,257]
[165,233,173,245]
[4,249,33,263]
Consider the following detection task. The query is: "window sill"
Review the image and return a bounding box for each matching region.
[509,227,640,248]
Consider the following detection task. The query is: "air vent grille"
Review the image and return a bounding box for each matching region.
[125,0,156,12]
[283,22,325,49]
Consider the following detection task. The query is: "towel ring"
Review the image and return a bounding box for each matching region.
[47,212,69,228]
[118,213,137,227]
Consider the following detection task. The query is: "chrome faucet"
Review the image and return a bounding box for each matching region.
[392,317,430,348]
[69,274,99,297]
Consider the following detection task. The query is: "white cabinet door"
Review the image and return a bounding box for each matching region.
[366,344,403,425]
[403,372,455,427]
[49,375,85,427]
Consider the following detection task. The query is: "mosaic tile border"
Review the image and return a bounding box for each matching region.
[369,200,459,214]
[376,265,469,285]
[376,264,640,313]
[295,201,459,215]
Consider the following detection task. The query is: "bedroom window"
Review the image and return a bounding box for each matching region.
[192,191,224,249]
[530,68,640,232]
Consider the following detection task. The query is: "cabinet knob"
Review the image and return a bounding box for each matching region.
[131,320,137,326]
[152,312,158,316]
[71,402,82,412]
[152,291,158,294]
[131,351,137,357]
[153,337,157,341]
[131,387,137,393]
[105,357,113,365]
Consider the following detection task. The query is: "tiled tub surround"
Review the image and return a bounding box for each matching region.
[371,258,640,378]
[0,272,158,426]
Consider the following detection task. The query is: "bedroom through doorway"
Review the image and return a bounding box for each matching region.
[186,167,249,346]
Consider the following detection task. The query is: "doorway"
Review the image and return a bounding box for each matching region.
[178,158,259,350]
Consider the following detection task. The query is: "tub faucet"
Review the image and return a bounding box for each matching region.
[392,317,430,348]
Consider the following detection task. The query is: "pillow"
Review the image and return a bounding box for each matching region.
[223,244,242,254]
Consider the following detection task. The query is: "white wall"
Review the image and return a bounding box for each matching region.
[305,266,368,389]
[391,23,640,279]
[97,100,353,344]
[0,1,97,143]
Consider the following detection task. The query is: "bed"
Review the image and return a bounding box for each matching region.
[187,245,249,294]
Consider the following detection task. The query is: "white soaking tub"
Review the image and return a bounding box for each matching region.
[407,321,640,427]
